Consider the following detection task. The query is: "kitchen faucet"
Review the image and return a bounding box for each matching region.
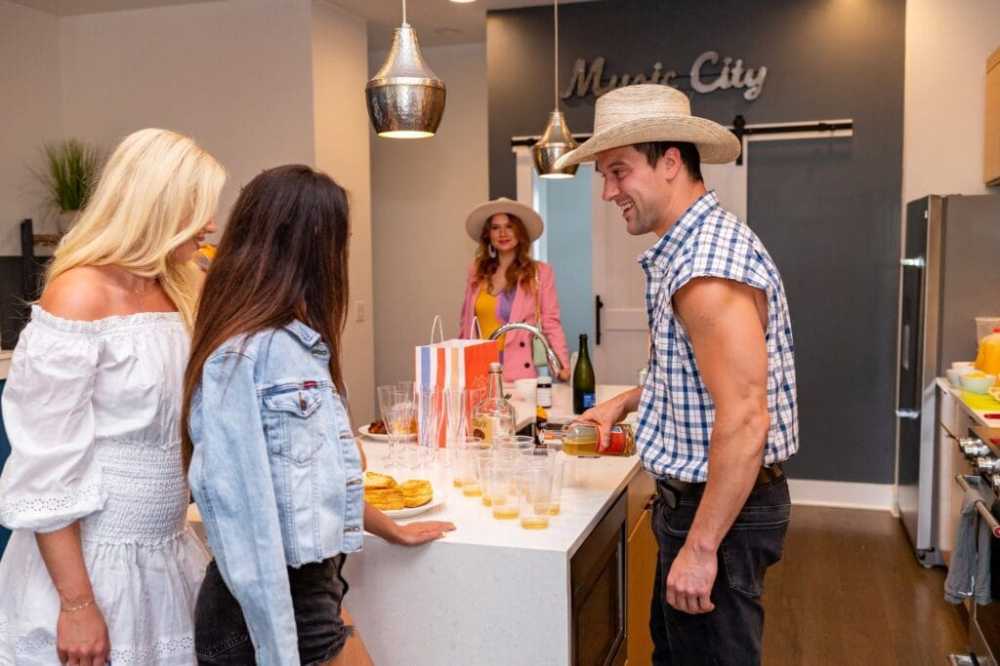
[488,322,565,378]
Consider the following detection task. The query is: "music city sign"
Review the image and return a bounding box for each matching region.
[561,51,768,102]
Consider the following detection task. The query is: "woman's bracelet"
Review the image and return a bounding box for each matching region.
[60,597,95,614]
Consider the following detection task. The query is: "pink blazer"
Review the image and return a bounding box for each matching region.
[459,261,571,381]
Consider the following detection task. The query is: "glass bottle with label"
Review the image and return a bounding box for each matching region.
[573,334,596,414]
[471,362,516,445]
[561,422,636,457]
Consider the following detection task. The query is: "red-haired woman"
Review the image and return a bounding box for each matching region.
[458,198,570,382]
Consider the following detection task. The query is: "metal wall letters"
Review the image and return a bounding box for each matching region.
[561,51,768,101]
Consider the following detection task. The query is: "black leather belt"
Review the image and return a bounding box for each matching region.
[656,463,784,509]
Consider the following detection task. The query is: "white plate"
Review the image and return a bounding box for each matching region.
[382,493,446,519]
[357,424,416,442]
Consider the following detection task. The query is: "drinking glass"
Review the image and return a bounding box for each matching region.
[518,466,553,530]
[443,387,469,446]
[377,385,414,469]
[452,436,485,489]
[417,386,446,471]
[485,461,520,520]
[462,448,492,498]
[524,449,564,515]
[498,435,536,459]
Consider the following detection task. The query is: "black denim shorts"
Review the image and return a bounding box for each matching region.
[195,554,352,665]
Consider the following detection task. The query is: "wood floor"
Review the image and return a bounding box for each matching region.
[762,505,968,665]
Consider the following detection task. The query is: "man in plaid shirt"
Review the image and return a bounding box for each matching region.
[556,84,798,665]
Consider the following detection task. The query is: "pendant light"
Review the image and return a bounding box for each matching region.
[366,0,446,139]
[533,0,578,178]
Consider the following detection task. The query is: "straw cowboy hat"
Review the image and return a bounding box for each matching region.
[465,197,544,242]
[553,84,741,169]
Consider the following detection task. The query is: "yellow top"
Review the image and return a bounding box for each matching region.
[475,287,505,345]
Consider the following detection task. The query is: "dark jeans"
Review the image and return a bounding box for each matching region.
[650,477,790,666]
[195,555,352,665]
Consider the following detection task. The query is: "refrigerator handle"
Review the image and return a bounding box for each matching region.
[902,323,911,371]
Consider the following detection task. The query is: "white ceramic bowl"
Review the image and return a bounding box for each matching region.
[961,373,997,394]
[946,368,964,387]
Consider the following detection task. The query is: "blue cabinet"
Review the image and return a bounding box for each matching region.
[0,380,9,556]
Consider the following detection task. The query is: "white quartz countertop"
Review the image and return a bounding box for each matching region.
[365,443,643,558]
[367,382,644,557]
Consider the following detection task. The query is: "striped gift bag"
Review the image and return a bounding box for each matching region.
[415,318,499,446]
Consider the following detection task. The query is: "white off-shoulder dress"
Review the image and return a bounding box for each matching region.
[0,306,209,665]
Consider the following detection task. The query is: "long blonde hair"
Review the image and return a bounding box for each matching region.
[46,128,226,328]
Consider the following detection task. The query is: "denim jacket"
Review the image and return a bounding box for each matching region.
[188,320,364,666]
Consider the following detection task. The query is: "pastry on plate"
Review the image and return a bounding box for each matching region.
[398,479,433,508]
[364,471,397,489]
[365,487,405,511]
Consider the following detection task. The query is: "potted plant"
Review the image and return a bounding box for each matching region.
[36,139,100,234]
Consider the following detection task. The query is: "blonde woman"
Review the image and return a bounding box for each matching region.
[0,129,224,665]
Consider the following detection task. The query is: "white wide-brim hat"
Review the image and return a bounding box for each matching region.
[465,197,544,243]
[553,84,741,169]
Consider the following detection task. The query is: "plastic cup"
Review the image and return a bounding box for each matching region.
[486,461,520,520]
[518,467,553,530]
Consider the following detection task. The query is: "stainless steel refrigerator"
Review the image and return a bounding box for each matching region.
[897,194,1000,565]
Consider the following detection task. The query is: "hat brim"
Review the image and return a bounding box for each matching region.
[465,200,544,243]
[553,114,741,170]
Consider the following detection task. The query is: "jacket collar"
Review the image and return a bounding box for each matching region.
[284,319,324,350]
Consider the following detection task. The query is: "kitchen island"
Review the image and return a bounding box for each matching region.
[188,383,658,665]
[345,383,656,666]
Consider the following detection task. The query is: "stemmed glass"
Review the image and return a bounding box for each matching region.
[416,385,446,471]
[377,384,415,470]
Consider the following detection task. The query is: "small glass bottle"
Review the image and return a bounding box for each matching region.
[471,362,516,446]
[537,375,553,408]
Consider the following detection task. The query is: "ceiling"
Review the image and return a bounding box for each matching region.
[13,0,596,48]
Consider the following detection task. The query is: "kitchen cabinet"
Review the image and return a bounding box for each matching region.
[571,491,627,666]
[626,504,657,666]
[986,46,1000,186]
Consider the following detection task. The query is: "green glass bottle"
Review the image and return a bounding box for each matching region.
[573,334,596,414]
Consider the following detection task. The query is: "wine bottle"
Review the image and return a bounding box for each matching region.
[573,334,596,414]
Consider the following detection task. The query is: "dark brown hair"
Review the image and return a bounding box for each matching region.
[473,213,537,292]
[181,164,350,470]
[633,141,703,182]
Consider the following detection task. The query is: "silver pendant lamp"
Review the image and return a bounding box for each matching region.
[366,0,446,139]
[533,0,578,178]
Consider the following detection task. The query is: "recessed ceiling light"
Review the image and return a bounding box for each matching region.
[449,0,476,3]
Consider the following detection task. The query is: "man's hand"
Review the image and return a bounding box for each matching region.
[665,543,717,614]
[391,521,455,546]
[578,388,640,451]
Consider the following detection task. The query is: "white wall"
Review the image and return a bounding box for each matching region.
[58,0,317,229]
[903,0,1000,201]
[370,42,487,389]
[0,1,63,253]
[312,0,375,424]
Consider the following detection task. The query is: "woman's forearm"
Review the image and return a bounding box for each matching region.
[35,523,95,607]
[363,503,402,544]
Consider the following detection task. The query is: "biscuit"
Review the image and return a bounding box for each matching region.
[364,471,397,490]
[398,479,433,508]
[365,487,405,511]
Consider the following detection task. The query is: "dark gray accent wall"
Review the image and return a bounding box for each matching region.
[487,0,905,484]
